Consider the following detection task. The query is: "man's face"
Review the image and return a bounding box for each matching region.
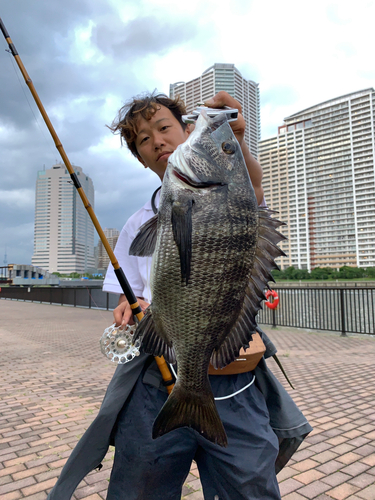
[135,105,190,180]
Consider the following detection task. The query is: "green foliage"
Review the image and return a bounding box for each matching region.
[272,265,373,281]
[366,267,375,278]
[338,266,365,279]
[297,269,310,280]
[271,269,283,280]
[310,267,338,280]
[69,272,81,278]
[272,266,310,280]
[284,266,299,279]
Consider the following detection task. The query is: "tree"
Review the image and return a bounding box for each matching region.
[366,267,375,278]
[338,266,364,279]
[271,269,285,280]
[284,266,299,280]
[295,269,309,280]
[69,272,81,279]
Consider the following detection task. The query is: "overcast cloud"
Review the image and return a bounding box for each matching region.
[0,0,374,265]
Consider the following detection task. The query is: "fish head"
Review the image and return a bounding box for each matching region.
[167,111,251,192]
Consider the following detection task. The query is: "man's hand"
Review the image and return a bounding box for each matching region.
[204,91,246,145]
[204,91,264,205]
[114,294,150,327]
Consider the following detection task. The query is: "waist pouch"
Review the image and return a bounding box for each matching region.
[208,331,266,375]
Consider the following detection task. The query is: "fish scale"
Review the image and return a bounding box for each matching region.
[130,111,286,446]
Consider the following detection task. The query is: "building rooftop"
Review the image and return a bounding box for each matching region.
[284,88,375,123]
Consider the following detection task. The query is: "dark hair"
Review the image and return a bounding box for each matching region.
[109,92,187,158]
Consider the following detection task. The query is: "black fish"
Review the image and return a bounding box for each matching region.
[130,111,286,446]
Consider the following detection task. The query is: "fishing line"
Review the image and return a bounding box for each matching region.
[169,363,178,381]
[168,363,256,401]
[85,286,112,322]
[5,50,56,159]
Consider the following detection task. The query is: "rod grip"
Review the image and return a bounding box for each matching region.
[114,268,142,317]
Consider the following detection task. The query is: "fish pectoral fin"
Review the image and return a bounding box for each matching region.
[210,304,257,369]
[129,214,158,257]
[133,308,176,364]
[153,383,227,447]
[171,199,193,285]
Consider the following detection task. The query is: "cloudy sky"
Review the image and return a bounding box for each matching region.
[1,0,374,265]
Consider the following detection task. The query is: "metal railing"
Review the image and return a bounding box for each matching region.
[1,286,375,336]
[0,286,119,311]
[259,287,375,335]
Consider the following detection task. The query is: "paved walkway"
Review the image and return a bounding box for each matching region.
[0,299,374,500]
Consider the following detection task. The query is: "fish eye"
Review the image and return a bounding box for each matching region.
[221,141,236,155]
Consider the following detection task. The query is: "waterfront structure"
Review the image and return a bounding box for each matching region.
[1,264,59,286]
[170,63,260,158]
[32,163,95,274]
[259,88,375,270]
[96,228,120,271]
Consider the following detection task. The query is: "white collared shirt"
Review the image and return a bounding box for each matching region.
[102,190,160,303]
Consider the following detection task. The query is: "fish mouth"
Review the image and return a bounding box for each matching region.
[173,169,225,189]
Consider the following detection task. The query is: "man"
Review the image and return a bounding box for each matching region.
[47,91,311,500]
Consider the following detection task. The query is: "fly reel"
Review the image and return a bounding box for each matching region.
[100,323,141,364]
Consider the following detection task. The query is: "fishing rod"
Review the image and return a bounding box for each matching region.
[0,17,174,393]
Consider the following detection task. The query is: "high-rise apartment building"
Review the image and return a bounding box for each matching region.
[259,88,375,270]
[170,63,260,158]
[96,228,120,271]
[32,163,95,274]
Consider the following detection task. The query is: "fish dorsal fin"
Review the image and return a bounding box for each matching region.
[249,208,286,309]
[210,208,286,369]
[171,199,193,285]
[133,307,176,364]
[129,214,158,257]
[256,208,287,261]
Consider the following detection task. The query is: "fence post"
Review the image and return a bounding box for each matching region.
[106,292,109,311]
[74,288,76,308]
[89,289,91,309]
[340,288,347,337]
[272,308,277,329]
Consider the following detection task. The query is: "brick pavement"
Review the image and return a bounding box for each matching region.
[0,299,374,499]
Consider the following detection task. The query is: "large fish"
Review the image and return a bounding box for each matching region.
[130,111,285,447]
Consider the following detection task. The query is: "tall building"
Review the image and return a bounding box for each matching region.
[170,63,260,158]
[259,88,375,270]
[96,228,120,271]
[32,163,95,274]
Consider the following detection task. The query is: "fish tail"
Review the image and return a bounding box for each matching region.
[152,384,227,447]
